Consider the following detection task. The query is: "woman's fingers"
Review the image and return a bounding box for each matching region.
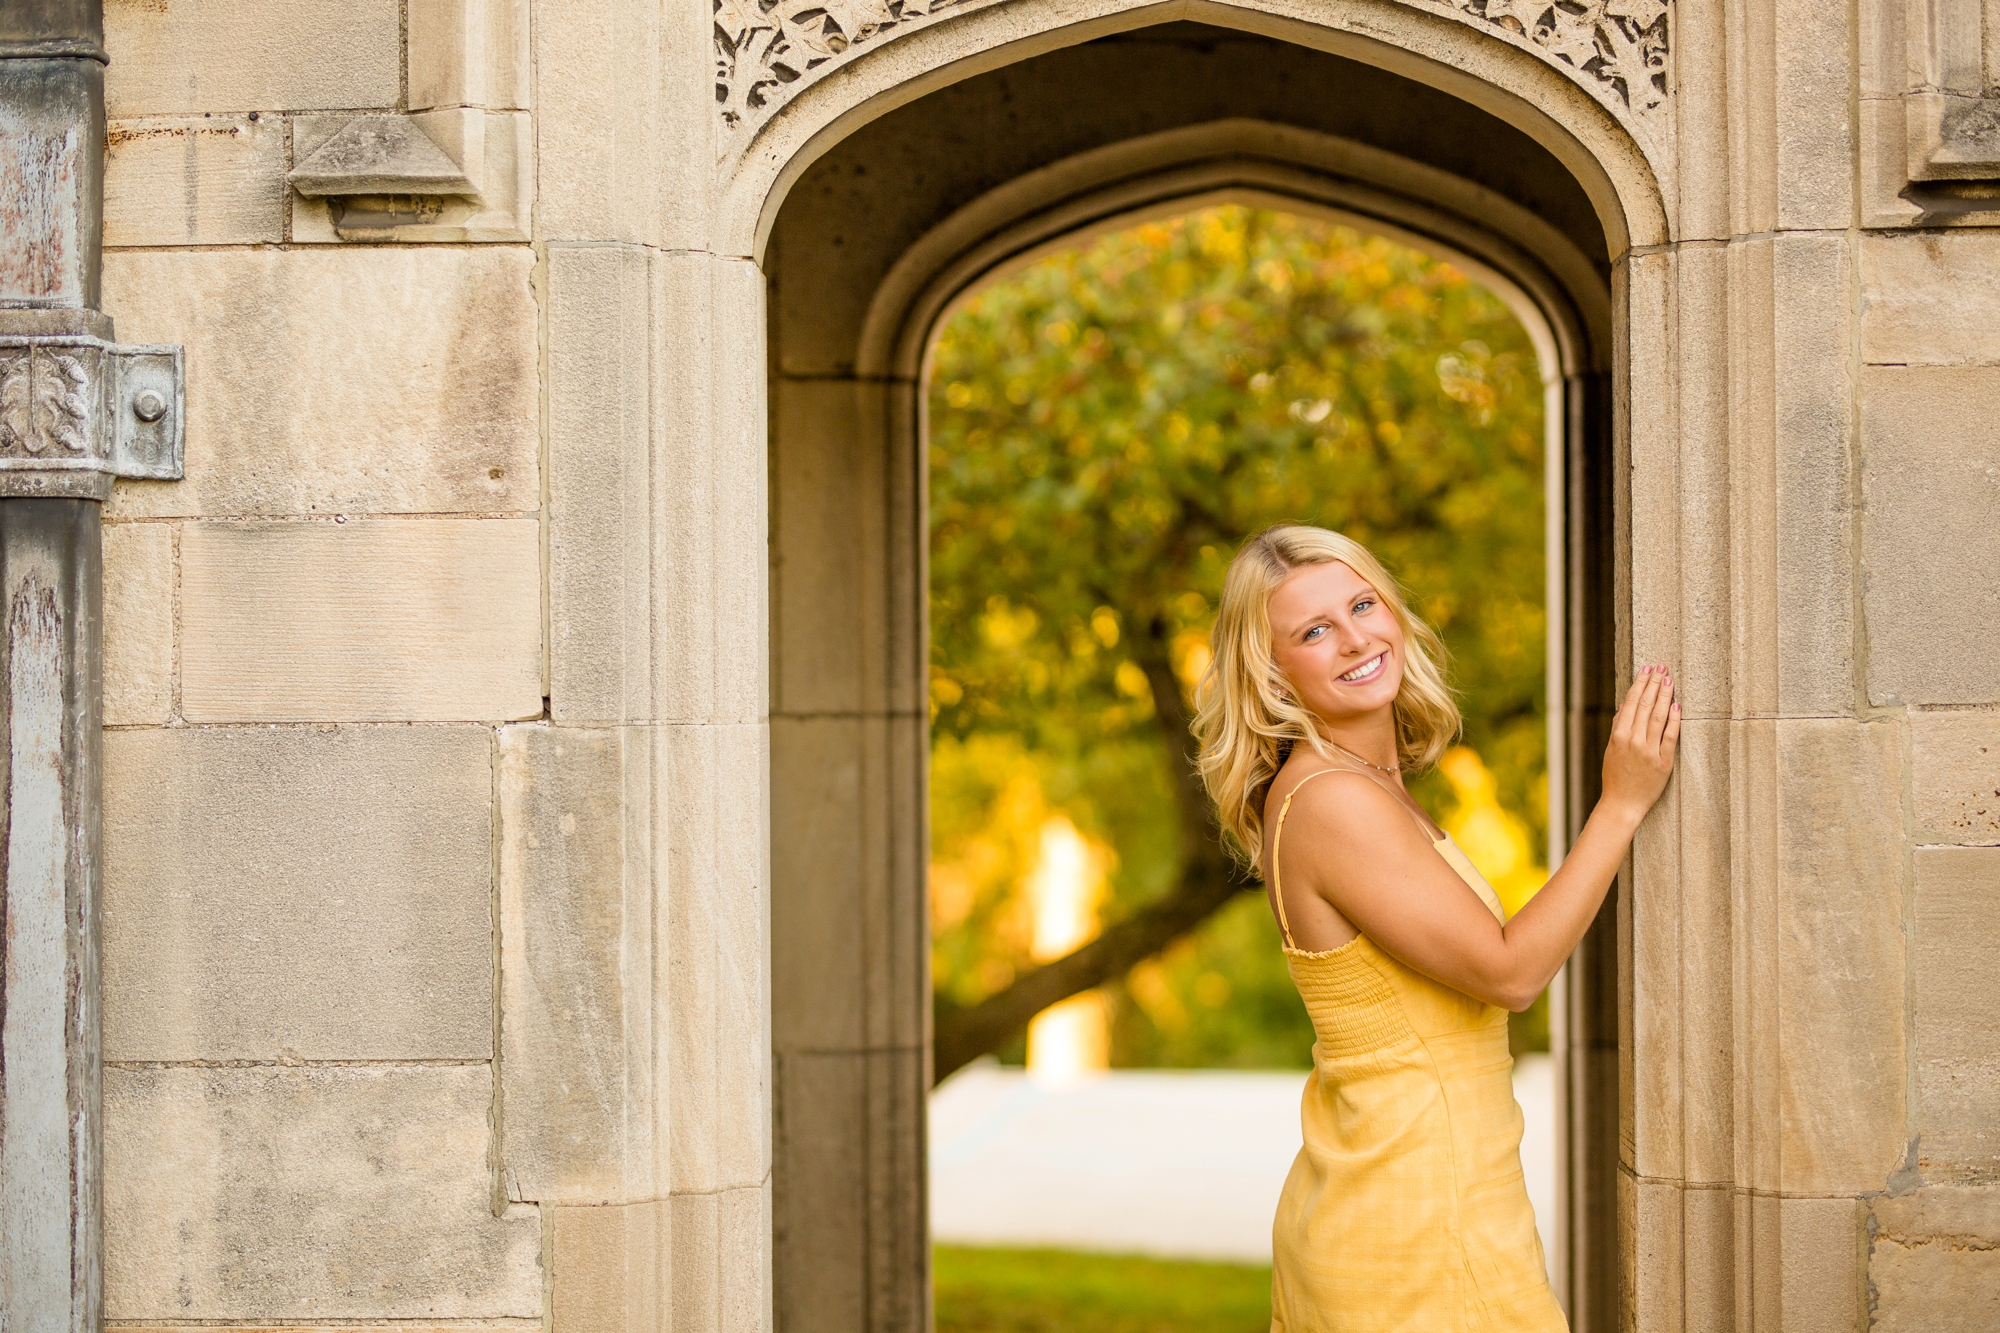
[1613,666,1654,741]
[1647,671,1675,749]
[1662,700,1682,762]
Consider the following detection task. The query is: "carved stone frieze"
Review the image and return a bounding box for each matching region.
[0,338,185,495]
[713,0,1671,145]
[1465,0,1669,116]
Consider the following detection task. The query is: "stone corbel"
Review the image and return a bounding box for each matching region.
[288,110,532,242]
[1907,92,2000,177]
[288,0,532,242]
[0,336,185,499]
[1898,0,2000,218]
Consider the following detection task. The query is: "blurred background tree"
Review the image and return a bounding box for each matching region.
[928,206,1550,1079]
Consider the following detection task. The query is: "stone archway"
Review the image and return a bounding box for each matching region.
[748,15,1661,1331]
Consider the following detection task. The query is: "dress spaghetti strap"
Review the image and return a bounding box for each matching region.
[1268,768,1340,951]
[1268,762,1445,951]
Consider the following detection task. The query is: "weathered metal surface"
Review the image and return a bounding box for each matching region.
[0,60,103,310]
[0,6,152,1327]
[0,336,186,488]
[0,499,103,1332]
[0,1,105,54]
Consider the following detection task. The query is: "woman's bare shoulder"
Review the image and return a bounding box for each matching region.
[1263,754,1395,833]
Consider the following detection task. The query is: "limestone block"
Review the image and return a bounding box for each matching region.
[99,247,538,518]
[716,1182,772,1333]
[1861,367,2000,705]
[104,1065,540,1319]
[1759,1194,1860,1332]
[768,712,864,1056]
[547,250,767,726]
[1915,847,2000,1179]
[1676,1185,1730,1326]
[1771,233,1855,716]
[1623,250,1680,675]
[770,716,927,1057]
[551,1200,670,1332]
[1861,97,1926,228]
[103,116,286,247]
[772,1052,868,1333]
[651,251,727,725]
[696,258,772,728]
[1860,233,2000,365]
[178,519,542,723]
[1630,720,1733,1183]
[1869,1187,2000,1331]
[101,522,171,727]
[104,0,401,117]
[532,0,710,246]
[1912,710,2000,843]
[1856,0,1904,99]
[103,725,495,1062]
[1668,0,1730,244]
[664,723,771,1196]
[1773,0,1856,230]
[1773,718,1908,1194]
[860,1046,928,1330]
[411,0,531,112]
[772,377,891,719]
[548,244,656,725]
[1628,1178,1683,1331]
[669,1185,771,1333]
[1663,244,1731,718]
[499,724,662,1204]
[1723,237,1779,716]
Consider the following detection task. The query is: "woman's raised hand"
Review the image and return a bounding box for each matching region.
[1600,664,1680,822]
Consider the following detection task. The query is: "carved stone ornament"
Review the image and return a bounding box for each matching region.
[0,338,185,497]
[713,0,1671,141]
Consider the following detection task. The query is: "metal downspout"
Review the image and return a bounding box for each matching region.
[0,3,183,1326]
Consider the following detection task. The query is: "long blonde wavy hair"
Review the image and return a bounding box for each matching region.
[1193,525,1460,869]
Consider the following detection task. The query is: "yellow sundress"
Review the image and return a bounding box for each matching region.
[1267,768,1567,1332]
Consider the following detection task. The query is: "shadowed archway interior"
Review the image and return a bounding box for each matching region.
[764,22,1622,1332]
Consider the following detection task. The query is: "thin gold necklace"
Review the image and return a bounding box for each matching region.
[1327,738,1400,775]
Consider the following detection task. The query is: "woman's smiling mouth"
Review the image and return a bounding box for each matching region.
[1338,652,1388,684]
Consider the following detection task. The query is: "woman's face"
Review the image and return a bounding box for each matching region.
[1267,560,1406,726]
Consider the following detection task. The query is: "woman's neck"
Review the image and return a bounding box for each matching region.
[1314,710,1400,777]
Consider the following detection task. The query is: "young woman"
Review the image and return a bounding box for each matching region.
[1193,525,1679,1333]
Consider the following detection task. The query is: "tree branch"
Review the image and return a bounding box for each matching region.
[931,614,1250,1084]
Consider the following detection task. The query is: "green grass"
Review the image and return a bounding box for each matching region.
[933,1246,1272,1332]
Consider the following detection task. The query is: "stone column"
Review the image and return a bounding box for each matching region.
[0,2,180,1324]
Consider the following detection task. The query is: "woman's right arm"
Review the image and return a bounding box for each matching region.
[1290,667,1680,1011]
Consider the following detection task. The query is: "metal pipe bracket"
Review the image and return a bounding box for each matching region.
[0,336,185,498]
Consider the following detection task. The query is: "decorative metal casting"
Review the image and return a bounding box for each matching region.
[0,338,185,482]
[713,0,1671,139]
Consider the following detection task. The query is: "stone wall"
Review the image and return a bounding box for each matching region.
[86,0,2000,1330]
[96,0,766,1326]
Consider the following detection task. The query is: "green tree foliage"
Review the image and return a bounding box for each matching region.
[929,206,1547,1069]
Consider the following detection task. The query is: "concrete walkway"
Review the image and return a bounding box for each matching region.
[931,1056,1556,1269]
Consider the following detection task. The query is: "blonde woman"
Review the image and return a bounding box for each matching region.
[1194,524,1678,1333]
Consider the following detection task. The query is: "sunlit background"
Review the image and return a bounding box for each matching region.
[926,205,1552,1332]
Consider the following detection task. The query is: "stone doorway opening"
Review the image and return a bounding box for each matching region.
[756,18,1641,1331]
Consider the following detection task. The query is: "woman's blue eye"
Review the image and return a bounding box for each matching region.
[1353,599,1375,614]
[1303,626,1324,641]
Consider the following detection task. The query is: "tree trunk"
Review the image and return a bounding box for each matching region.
[931,615,1250,1084]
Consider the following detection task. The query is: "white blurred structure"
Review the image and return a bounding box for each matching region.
[1023,817,1109,1081]
[931,1055,1558,1278]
